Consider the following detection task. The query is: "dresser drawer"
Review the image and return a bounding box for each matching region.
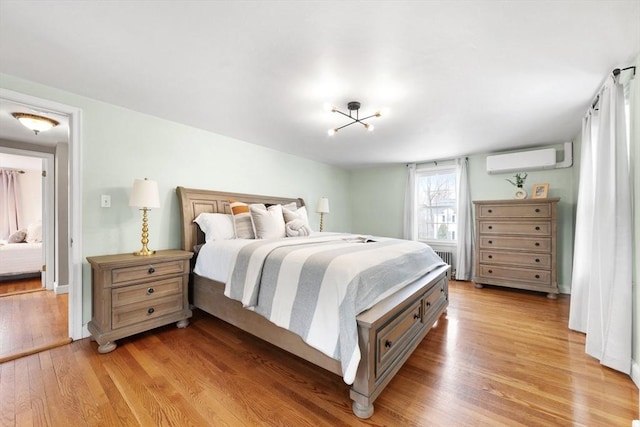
[376,298,423,376]
[477,203,551,219]
[480,250,551,268]
[479,265,551,285]
[112,294,184,330]
[111,260,186,284]
[479,236,551,252]
[479,221,550,236]
[112,277,183,308]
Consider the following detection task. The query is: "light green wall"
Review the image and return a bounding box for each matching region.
[349,143,577,292]
[1,73,352,323]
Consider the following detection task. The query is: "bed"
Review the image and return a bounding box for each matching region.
[0,241,43,281]
[177,187,450,418]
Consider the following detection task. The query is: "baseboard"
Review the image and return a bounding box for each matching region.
[631,357,640,389]
[558,283,571,294]
[54,284,69,294]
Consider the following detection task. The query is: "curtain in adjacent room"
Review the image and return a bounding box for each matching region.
[568,72,633,375]
[403,163,416,240]
[0,169,21,240]
[455,157,474,280]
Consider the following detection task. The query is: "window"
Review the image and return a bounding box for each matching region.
[415,165,457,243]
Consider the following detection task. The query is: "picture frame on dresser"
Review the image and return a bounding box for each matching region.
[532,183,549,199]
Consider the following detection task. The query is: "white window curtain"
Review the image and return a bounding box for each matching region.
[455,157,474,280]
[0,169,21,240]
[568,73,633,375]
[403,163,416,240]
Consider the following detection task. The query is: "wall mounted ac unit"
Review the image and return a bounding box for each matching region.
[486,148,557,174]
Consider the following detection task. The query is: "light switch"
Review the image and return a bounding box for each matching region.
[101,195,111,208]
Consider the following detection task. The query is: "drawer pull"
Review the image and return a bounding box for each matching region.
[488,209,493,213]
[426,301,431,308]
[535,242,540,247]
[413,313,420,320]
[488,255,493,259]
[488,225,493,230]
[148,266,155,274]
[535,208,540,213]
[535,274,540,279]
[535,258,540,263]
[385,340,393,348]
[146,287,155,295]
[535,226,540,231]
[488,269,493,273]
[488,240,493,244]
[147,307,155,315]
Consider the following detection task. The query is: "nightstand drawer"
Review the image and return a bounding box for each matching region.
[111,260,186,284]
[479,265,551,285]
[112,295,184,329]
[479,221,550,235]
[112,277,183,308]
[480,250,551,268]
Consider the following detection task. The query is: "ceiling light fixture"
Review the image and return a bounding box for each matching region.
[11,112,60,135]
[327,101,381,136]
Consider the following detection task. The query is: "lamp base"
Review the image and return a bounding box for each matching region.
[133,248,156,256]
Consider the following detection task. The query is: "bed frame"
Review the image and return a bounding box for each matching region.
[177,187,449,418]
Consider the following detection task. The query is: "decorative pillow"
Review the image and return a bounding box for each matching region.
[229,200,256,239]
[26,221,43,243]
[8,229,27,243]
[283,205,310,228]
[250,204,286,239]
[285,219,312,237]
[193,213,235,242]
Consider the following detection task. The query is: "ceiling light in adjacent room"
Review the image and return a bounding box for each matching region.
[326,101,382,135]
[11,112,60,135]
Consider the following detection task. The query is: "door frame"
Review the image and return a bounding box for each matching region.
[0,88,84,340]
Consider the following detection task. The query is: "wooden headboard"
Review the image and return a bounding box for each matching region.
[176,187,305,252]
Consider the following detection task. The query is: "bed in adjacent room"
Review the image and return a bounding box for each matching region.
[0,240,43,281]
[176,187,449,418]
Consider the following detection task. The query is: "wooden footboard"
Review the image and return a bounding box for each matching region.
[177,186,450,418]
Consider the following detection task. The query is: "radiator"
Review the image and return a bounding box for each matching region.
[435,250,455,278]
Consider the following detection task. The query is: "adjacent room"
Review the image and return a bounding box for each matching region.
[0,1,638,425]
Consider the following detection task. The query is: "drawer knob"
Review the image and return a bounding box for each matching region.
[413,313,420,320]
[488,209,493,213]
[147,307,155,315]
[535,258,540,263]
[426,301,431,308]
[488,225,493,230]
[488,269,493,274]
[385,340,392,348]
[535,226,540,231]
[148,266,155,274]
[535,208,541,213]
[147,287,155,295]
[535,242,540,247]
[488,255,493,259]
[488,240,493,244]
[535,274,540,279]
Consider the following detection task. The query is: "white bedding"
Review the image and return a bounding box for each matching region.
[194,233,446,384]
[0,241,43,276]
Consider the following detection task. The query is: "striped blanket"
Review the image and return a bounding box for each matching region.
[224,234,445,384]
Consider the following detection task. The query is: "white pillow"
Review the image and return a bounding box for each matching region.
[193,213,235,242]
[283,205,310,228]
[250,204,286,239]
[26,221,42,243]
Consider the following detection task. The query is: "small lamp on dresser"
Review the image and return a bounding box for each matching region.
[129,178,160,256]
[316,197,330,232]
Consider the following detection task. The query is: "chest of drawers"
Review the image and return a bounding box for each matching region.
[87,250,193,353]
[473,198,559,298]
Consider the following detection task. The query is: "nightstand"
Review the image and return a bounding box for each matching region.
[87,249,193,353]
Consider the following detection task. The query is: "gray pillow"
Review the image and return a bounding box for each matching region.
[8,229,27,243]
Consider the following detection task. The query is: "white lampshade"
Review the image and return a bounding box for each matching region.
[129,178,160,208]
[316,197,330,214]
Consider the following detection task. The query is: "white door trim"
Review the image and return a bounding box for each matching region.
[0,88,84,340]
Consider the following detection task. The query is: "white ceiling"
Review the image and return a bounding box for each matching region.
[1,1,638,168]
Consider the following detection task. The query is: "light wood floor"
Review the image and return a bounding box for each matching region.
[0,280,637,426]
[0,277,69,361]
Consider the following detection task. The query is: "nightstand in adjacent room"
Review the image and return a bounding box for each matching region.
[87,249,193,353]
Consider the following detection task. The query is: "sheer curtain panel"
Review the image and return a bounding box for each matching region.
[403,163,416,240]
[0,169,20,239]
[568,74,633,375]
[455,158,474,280]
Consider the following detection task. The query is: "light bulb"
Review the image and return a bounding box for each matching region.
[328,128,337,136]
[365,123,374,132]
